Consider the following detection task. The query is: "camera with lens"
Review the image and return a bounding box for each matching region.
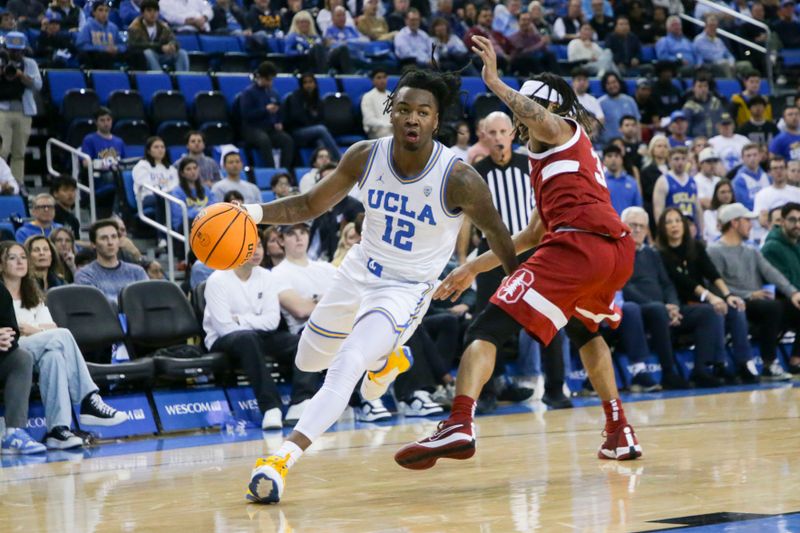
[0,50,20,78]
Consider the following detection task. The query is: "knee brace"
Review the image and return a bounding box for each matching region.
[564,318,600,349]
[465,303,523,349]
[295,332,341,373]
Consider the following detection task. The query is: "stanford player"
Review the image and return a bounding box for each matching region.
[395,36,642,469]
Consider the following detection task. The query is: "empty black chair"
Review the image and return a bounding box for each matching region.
[61,88,101,126]
[199,122,234,145]
[322,93,364,145]
[120,280,227,380]
[156,121,192,146]
[66,119,96,148]
[472,93,503,120]
[191,280,207,325]
[218,54,252,73]
[113,120,151,146]
[108,89,147,123]
[46,285,155,388]
[193,91,229,125]
[150,90,189,124]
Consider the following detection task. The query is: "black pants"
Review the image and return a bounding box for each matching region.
[242,126,295,170]
[746,298,800,363]
[394,327,438,401]
[211,329,319,413]
[421,313,462,379]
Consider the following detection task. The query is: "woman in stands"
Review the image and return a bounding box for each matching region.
[704,180,735,243]
[260,226,285,269]
[169,158,217,232]
[285,10,352,74]
[298,147,333,194]
[331,222,358,268]
[0,241,127,450]
[640,134,670,229]
[284,73,341,160]
[25,235,67,292]
[50,227,77,283]
[131,136,179,218]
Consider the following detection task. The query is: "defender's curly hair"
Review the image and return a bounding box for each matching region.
[384,65,462,116]
[515,72,596,144]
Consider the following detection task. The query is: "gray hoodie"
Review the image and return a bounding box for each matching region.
[707,241,797,299]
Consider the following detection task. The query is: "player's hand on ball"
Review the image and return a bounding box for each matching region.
[470,35,499,86]
[434,264,476,302]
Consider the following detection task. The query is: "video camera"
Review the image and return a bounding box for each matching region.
[0,50,21,78]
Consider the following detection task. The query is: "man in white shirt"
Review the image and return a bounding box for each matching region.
[709,113,750,172]
[393,8,432,67]
[694,147,721,209]
[754,156,800,237]
[360,69,392,139]
[210,147,261,204]
[203,239,320,430]
[158,0,213,32]
[571,67,604,136]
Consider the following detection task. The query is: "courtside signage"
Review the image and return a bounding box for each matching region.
[153,388,232,431]
[72,393,157,439]
[225,386,261,428]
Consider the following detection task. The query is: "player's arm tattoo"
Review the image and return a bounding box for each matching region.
[493,84,570,145]
[258,141,371,224]
[446,161,519,275]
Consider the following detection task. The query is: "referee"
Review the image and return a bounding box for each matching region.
[460,111,572,410]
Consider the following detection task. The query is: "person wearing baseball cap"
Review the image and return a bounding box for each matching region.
[0,30,41,184]
[695,147,722,208]
[708,202,800,381]
[667,110,692,148]
[708,112,750,172]
[736,94,779,145]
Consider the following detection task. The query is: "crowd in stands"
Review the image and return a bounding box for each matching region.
[3,0,800,451]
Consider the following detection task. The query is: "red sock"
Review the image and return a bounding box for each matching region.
[602,398,627,432]
[449,395,476,424]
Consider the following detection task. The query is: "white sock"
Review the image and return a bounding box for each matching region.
[276,441,303,469]
[5,428,18,437]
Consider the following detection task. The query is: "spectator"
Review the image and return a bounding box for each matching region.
[159,0,213,33]
[754,157,800,235]
[741,3,769,73]
[76,2,125,69]
[318,0,355,35]
[598,72,640,144]
[694,148,722,209]
[0,33,41,184]
[260,225,284,269]
[0,241,128,449]
[736,96,778,145]
[50,227,77,283]
[666,110,692,148]
[772,0,800,49]
[357,0,395,41]
[619,115,644,172]
[37,13,76,68]
[394,8,432,67]
[284,73,341,160]
[528,1,553,40]
[74,219,148,303]
[324,5,368,67]
[603,144,642,215]
[641,135,670,224]
[761,201,800,373]
[112,215,144,265]
[730,70,773,127]
[683,75,726,139]
[202,238,319,429]
[553,0,584,44]
[655,15,697,71]
[80,107,126,216]
[239,61,295,169]
[0,138,20,195]
[634,77,660,127]
[305,163,363,261]
[0,10,16,36]
[210,0,250,36]
[331,221,359,267]
[145,260,164,280]
[467,117,492,164]
[0,284,42,454]
[567,23,618,76]
[45,0,84,32]
[298,147,334,193]
[790,159,800,186]
[769,106,800,162]
[173,131,222,187]
[361,69,392,140]
[708,203,799,380]
[709,113,750,172]
[119,0,143,26]
[132,136,179,215]
[605,16,642,75]
[463,5,511,72]
[449,121,470,162]
[492,0,521,38]
[15,194,62,244]
[571,68,604,130]
[127,0,189,72]
[25,235,66,291]
[507,11,557,77]
[655,208,756,386]
[247,0,283,45]
[651,61,683,116]
[170,158,217,232]
[588,0,614,39]
[433,0,466,38]
[704,179,735,242]
[732,143,771,211]
[285,10,349,75]
[653,146,702,228]
[211,149,261,204]
[432,17,479,75]
[49,176,79,237]
[270,172,293,199]
[692,14,737,77]
[189,256,214,289]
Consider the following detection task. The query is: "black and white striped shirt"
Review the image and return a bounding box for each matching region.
[473,152,535,236]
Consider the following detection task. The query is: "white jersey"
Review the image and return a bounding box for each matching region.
[355,137,465,283]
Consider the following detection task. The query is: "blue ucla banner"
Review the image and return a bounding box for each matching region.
[225,387,261,428]
[153,387,232,432]
[0,401,51,442]
[73,393,157,439]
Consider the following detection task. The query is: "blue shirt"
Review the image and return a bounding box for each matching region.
[394,27,434,65]
[655,34,697,65]
[769,131,800,161]
[169,186,217,231]
[75,260,148,303]
[80,132,126,161]
[598,94,640,144]
[239,82,282,128]
[324,25,364,47]
[693,32,734,65]
[665,173,699,221]
[732,166,771,210]
[605,171,642,215]
[284,32,322,55]
[76,17,126,53]
[14,222,62,244]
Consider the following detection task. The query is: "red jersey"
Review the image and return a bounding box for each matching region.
[528,119,629,238]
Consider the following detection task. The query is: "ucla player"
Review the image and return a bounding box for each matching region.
[652,146,703,233]
[240,68,519,504]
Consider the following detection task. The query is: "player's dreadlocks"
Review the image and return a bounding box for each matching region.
[515,72,596,144]
[383,65,462,117]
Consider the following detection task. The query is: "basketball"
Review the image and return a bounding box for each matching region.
[190,203,259,270]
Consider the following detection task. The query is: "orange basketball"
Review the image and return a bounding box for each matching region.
[190,203,259,270]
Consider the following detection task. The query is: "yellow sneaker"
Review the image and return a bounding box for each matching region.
[246,454,291,504]
[360,346,414,401]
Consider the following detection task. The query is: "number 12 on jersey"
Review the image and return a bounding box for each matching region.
[382,215,415,251]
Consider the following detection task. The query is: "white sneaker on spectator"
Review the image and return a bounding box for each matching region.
[430,383,456,409]
[356,399,392,422]
[284,400,310,427]
[762,360,792,382]
[45,426,83,450]
[79,393,128,426]
[398,390,444,417]
[262,407,283,431]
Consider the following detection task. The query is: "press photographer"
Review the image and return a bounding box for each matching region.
[0,32,42,187]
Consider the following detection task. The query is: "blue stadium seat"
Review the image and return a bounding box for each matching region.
[199,35,243,54]
[387,75,400,92]
[316,75,338,97]
[175,73,214,106]
[0,195,26,220]
[90,70,131,104]
[641,45,656,63]
[625,78,637,95]
[216,73,252,108]
[460,76,486,106]
[299,148,314,166]
[552,44,568,61]
[254,167,290,190]
[273,75,299,97]
[294,167,312,179]
[48,70,86,109]
[176,33,201,52]
[760,79,771,95]
[589,78,603,96]
[501,77,520,91]
[122,170,137,211]
[127,145,145,158]
[266,37,284,54]
[0,221,15,239]
[133,72,173,106]
[261,190,276,202]
[339,76,373,111]
[716,79,741,99]
[169,146,186,163]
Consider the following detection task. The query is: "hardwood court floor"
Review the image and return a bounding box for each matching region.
[1,387,800,533]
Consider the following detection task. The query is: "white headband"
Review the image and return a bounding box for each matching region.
[520,80,562,105]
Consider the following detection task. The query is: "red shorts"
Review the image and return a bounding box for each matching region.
[490,230,635,346]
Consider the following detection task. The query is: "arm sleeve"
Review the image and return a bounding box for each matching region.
[659,250,701,298]
[757,252,797,297]
[621,283,651,304]
[237,276,286,331]
[35,304,54,326]
[0,161,19,194]
[553,18,566,40]
[656,252,681,305]
[75,26,92,51]
[762,243,791,282]
[240,89,269,124]
[131,161,149,203]
[203,277,246,338]
[732,176,753,210]
[697,245,723,285]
